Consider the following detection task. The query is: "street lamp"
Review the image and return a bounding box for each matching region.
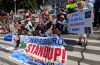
[13,0,16,15]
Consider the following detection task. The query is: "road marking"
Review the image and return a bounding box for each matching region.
[64,38,100,43]
[75,45,100,51]
[67,51,100,62]
[67,60,89,65]
[0,40,12,44]
[0,44,14,51]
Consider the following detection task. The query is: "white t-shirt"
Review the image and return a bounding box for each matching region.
[25,21,32,31]
[52,19,57,24]
[28,21,32,26]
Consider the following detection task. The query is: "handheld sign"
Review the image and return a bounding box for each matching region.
[66,3,77,9]
[67,8,93,34]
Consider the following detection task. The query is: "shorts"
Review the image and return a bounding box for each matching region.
[78,34,87,37]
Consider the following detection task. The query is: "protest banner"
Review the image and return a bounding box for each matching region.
[10,35,67,65]
[67,8,93,34]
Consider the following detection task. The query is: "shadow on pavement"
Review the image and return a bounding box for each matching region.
[0,56,18,65]
[97,37,100,40]
[64,39,88,65]
[64,39,78,51]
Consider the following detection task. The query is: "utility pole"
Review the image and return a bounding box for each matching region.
[13,0,16,15]
[43,0,45,4]
[54,0,57,16]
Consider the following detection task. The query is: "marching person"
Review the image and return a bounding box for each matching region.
[77,0,93,47]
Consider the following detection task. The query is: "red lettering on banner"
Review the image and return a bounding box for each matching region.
[48,47,54,60]
[26,44,32,53]
[32,45,39,55]
[43,46,49,58]
[62,49,66,63]
[37,46,44,57]
[54,48,61,61]
[30,45,36,53]
[25,44,67,63]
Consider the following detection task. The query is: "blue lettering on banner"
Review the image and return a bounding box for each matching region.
[20,36,63,46]
[72,13,78,17]
[72,28,80,31]
[70,17,83,22]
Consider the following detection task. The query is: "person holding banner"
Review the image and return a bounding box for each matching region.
[13,21,22,50]
[14,21,28,50]
[67,0,93,47]
[76,0,94,47]
[77,0,88,47]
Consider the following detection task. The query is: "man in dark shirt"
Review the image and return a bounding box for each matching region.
[94,0,100,28]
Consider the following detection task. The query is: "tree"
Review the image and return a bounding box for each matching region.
[0,0,39,12]
[2,0,14,12]
[28,0,38,10]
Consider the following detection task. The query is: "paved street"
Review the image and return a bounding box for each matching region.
[0,0,100,65]
[0,34,100,65]
[0,30,99,65]
[0,51,24,65]
[64,38,100,65]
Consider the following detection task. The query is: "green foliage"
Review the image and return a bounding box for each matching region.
[28,0,38,10]
[0,0,39,12]
[2,0,14,11]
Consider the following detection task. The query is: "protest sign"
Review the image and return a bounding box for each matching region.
[66,3,76,9]
[10,35,67,65]
[67,8,93,34]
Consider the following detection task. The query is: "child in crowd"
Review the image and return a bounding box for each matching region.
[13,21,22,50]
[14,21,28,50]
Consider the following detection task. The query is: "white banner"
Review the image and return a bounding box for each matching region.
[11,35,67,65]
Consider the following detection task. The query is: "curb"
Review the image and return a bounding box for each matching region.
[63,34,100,40]
[0,40,14,53]
[0,46,13,53]
[64,38,100,43]
[0,37,4,40]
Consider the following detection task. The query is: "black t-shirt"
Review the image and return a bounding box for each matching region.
[46,21,52,30]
